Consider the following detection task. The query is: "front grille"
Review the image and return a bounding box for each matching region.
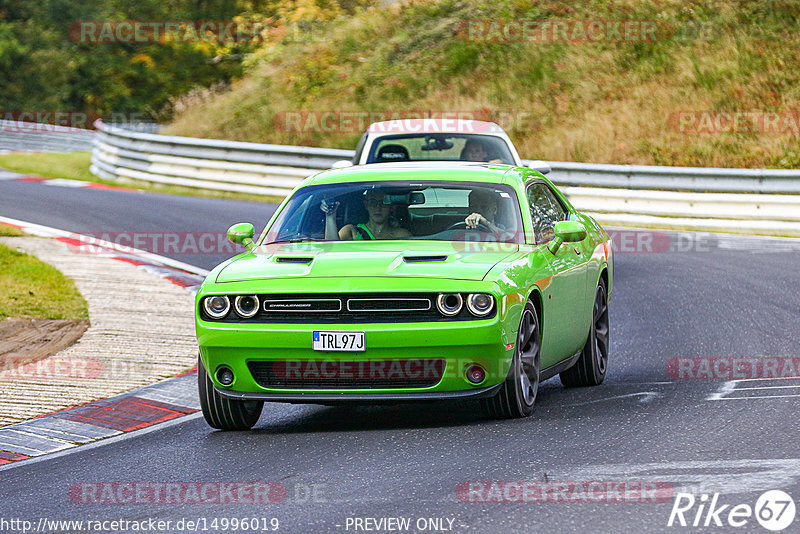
[200,293,496,323]
[248,359,445,389]
[346,298,431,312]
[262,298,341,313]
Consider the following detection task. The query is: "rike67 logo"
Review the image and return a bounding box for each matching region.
[668,490,796,531]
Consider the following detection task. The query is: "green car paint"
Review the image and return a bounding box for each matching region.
[195,163,613,423]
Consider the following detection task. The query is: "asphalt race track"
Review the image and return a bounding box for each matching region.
[2,180,800,533]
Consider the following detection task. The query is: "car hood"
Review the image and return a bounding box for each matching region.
[215,241,520,283]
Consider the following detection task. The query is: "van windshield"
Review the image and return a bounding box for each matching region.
[366,134,515,164]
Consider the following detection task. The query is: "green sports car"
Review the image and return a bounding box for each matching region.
[195,162,613,430]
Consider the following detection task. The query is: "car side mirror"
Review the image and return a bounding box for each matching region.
[227,223,256,252]
[522,160,551,175]
[547,220,587,254]
[331,160,354,169]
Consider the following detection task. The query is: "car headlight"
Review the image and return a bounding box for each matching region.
[436,293,463,316]
[234,295,260,318]
[466,293,494,317]
[203,295,230,319]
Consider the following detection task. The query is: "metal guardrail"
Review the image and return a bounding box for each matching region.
[549,161,800,194]
[0,120,96,153]
[91,120,351,196]
[90,120,800,237]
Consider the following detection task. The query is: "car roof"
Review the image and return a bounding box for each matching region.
[366,118,508,136]
[305,161,533,187]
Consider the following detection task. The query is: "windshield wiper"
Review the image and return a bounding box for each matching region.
[264,237,325,245]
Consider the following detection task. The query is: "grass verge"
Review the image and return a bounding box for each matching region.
[165,0,800,169]
[0,225,27,237]
[0,241,88,321]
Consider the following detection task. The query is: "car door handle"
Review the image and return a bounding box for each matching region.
[574,247,581,255]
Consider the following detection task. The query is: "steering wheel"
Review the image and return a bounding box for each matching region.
[445,221,492,232]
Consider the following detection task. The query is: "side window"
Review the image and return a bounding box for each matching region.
[526,182,567,244]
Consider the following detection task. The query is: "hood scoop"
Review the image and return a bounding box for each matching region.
[275,256,314,264]
[403,255,448,263]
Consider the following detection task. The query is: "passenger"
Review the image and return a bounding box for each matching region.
[460,138,502,164]
[322,189,412,240]
[464,189,504,233]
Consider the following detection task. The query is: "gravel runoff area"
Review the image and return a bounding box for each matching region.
[0,236,197,426]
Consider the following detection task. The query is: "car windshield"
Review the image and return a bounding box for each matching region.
[262,180,523,244]
[366,134,515,164]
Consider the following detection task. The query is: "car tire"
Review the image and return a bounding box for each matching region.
[198,355,263,430]
[560,278,609,387]
[482,301,540,419]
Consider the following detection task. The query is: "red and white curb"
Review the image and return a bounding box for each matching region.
[0,215,208,291]
[0,371,200,466]
[0,169,140,192]
[0,217,209,467]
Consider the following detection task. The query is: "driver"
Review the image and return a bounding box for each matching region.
[464,189,504,233]
[322,189,412,240]
[461,138,502,164]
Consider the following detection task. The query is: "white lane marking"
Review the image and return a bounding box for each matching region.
[564,391,662,407]
[706,380,738,401]
[41,178,91,188]
[563,459,800,497]
[712,394,800,400]
[735,384,800,391]
[707,378,800,401]
[611,381,676,385]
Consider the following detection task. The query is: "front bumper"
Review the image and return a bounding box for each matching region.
[215,382,503,404]
[197,318,515,398]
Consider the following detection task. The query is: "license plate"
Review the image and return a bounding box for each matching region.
[312,331,365,352]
